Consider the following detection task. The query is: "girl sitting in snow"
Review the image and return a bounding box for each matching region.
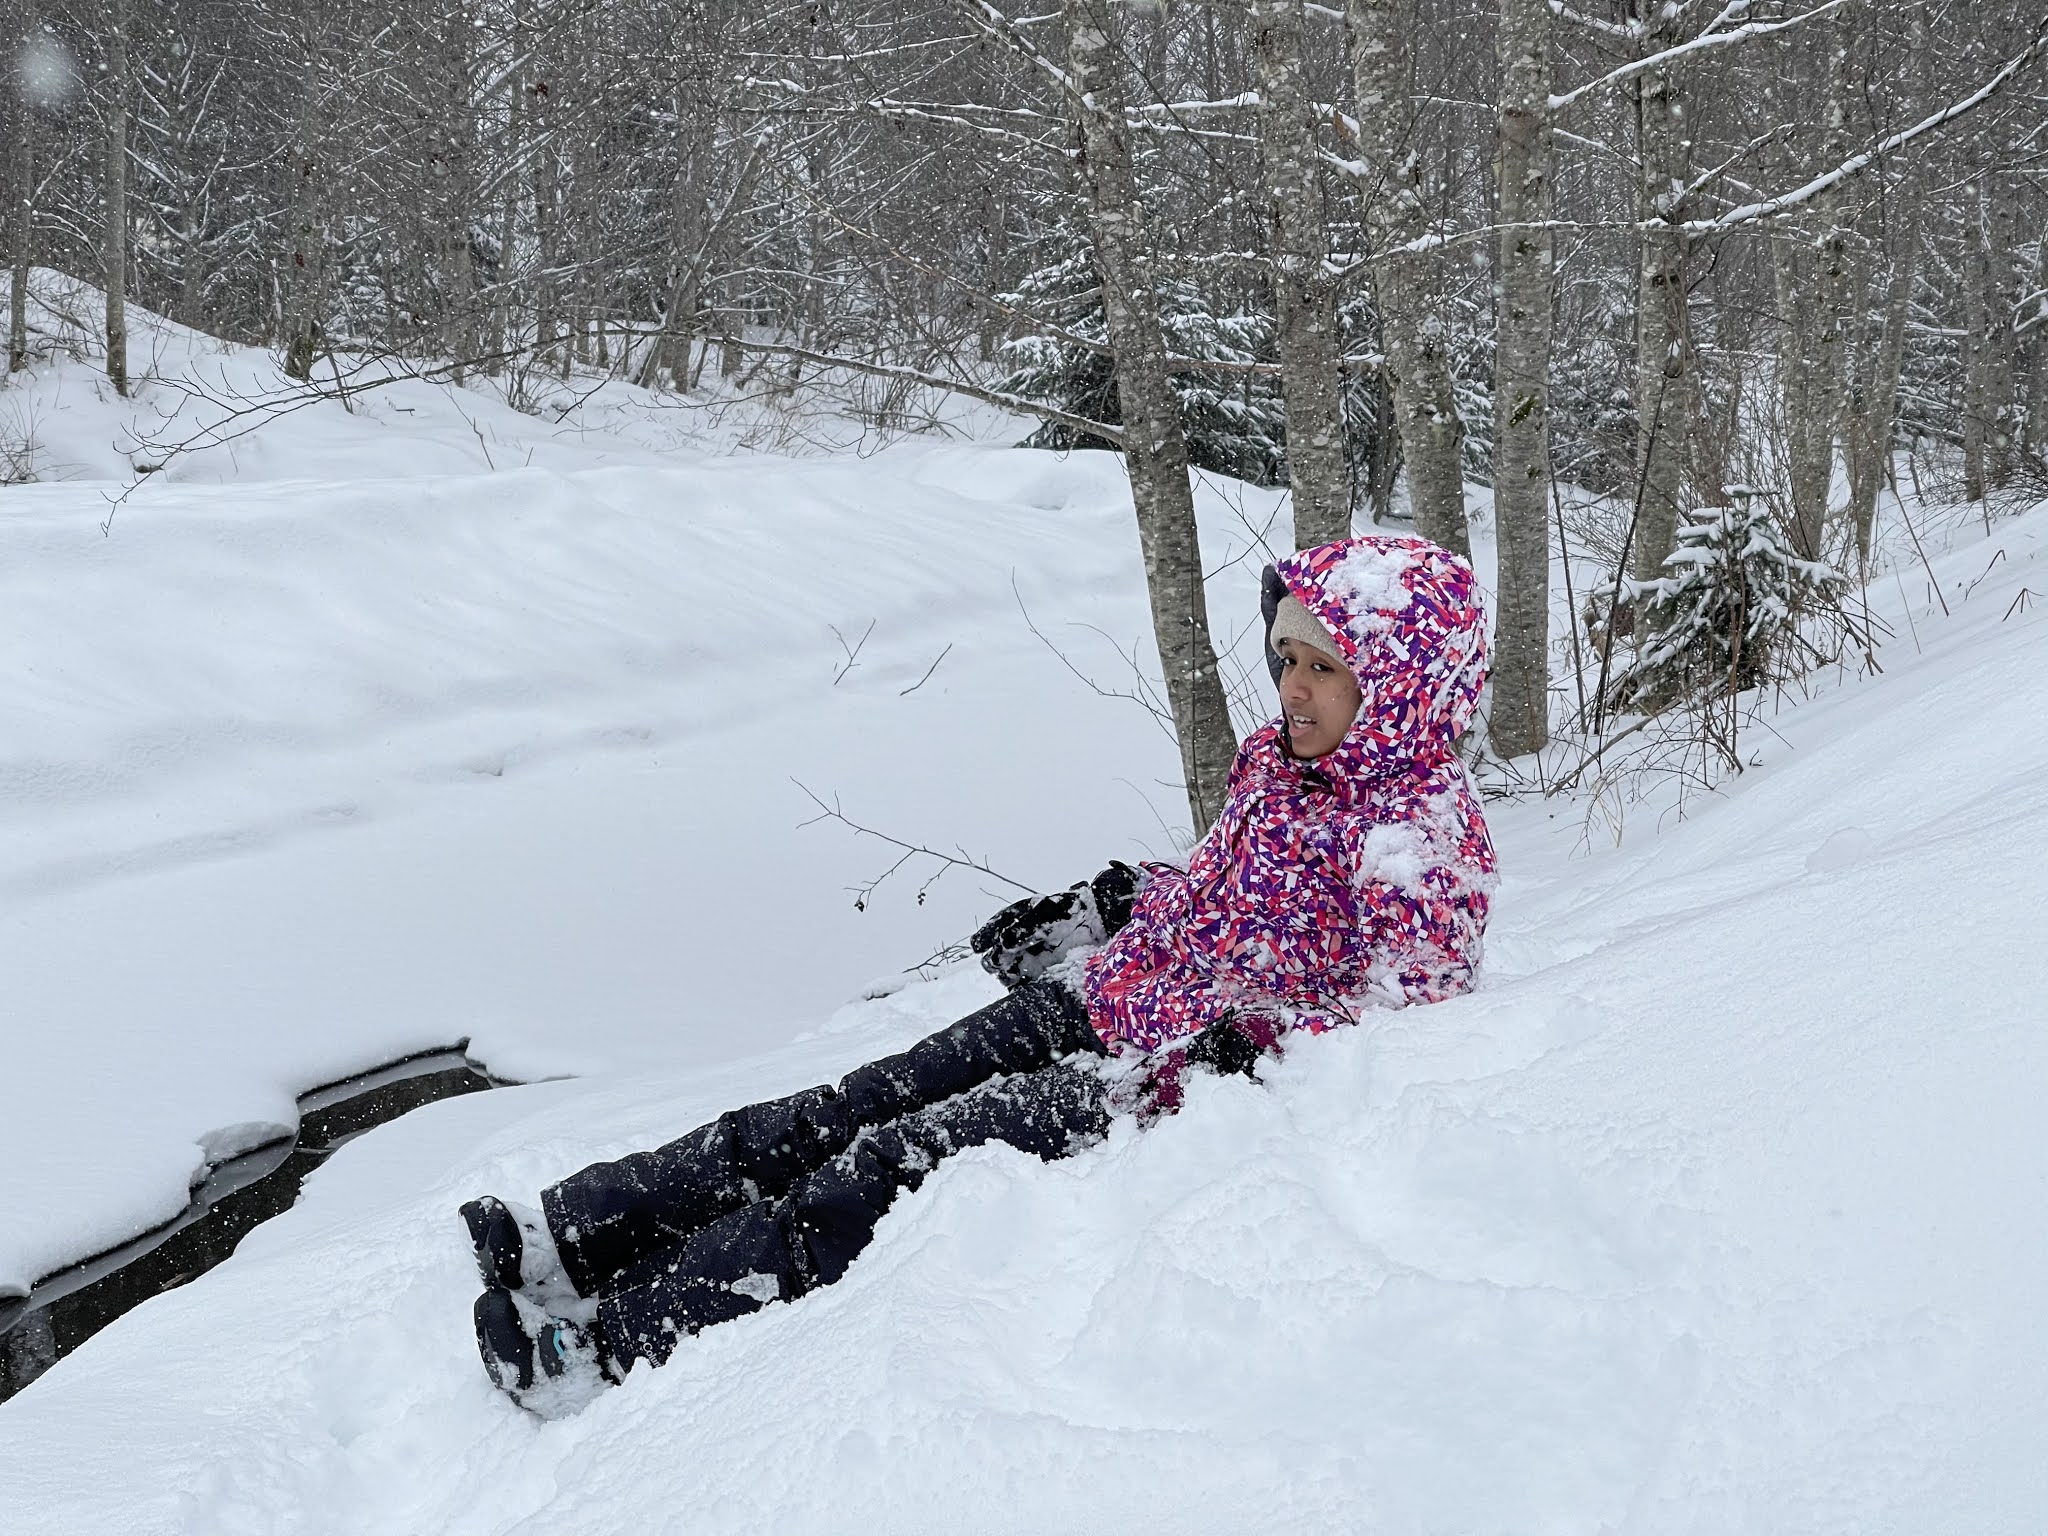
[463,533,1497,1415]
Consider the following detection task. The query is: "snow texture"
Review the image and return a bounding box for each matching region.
[3,283,2046,1533]
[1355,821,1429,895]
[0,283,1266,1294]
[1325,539,1413,632]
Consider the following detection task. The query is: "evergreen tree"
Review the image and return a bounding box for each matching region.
[994,228,1286,488]
[1610,487,1846,711]
[1336,292,1399,520]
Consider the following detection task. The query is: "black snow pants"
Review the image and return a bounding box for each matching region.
[538,980,1113,1371]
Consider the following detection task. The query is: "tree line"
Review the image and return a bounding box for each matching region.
[5,0,2046,827]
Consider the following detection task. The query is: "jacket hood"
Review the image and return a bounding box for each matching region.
[1261,535,1489,774]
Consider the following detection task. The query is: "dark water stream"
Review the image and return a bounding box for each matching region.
[0,1044,515,1403]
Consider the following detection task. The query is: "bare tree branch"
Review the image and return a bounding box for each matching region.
[792,779,1034,910]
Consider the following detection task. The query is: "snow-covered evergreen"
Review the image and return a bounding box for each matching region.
[994,230,1288,488]
[1610,489,1848,710]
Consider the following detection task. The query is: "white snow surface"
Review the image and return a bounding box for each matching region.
[1,274,1301,1294]
[3,294,2046,1532]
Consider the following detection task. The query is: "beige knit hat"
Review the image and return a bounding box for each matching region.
[1268,593,1347,665]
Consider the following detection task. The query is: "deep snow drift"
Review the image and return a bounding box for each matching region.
[2,291,2045,1533]
[0,282,1302,1294]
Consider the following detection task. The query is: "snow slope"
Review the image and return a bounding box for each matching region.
[4,288,2046,1531]
[0,274,1322,1293]
[0,268,993,486]
[1,444,1313,1292]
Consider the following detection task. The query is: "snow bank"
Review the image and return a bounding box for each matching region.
[0,436,1300,1293]
[8,477,2045,1528]
[9,487,2048,1527]
[0,268,1003,487]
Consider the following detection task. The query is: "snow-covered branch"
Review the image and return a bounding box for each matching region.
[941,0,1085,108]
[1549,0,1849,115]
[1355,14,2048,257]
[1682,16,2048,234]
[1548,0,1635,45]
[1128,92,1261,117]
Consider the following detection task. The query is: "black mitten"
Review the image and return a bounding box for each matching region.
[1180,1018,1264,1079]
[1089,860,1141,938]
[970,861,1144,990]
[970,888,1089,989]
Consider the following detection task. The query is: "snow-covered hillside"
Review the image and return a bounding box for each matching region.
[2,292,2045,1533]
[0,309,1302,1293]
[0,270,995,487]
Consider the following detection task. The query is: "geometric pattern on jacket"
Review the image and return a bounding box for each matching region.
[1084,534,1499,1053]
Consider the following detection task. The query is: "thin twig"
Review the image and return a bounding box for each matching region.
[792,779,1034,911]
[899,643,954,696]
[1553,477,1590,731]
[1960,547,2006,602]
[1893,490,1951,617]
[830,619,876,684]
[1011,572,1176,739]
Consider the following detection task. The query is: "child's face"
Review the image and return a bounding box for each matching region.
[1277,639,1363,759]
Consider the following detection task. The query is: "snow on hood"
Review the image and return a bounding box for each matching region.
[1260,534,1489,774]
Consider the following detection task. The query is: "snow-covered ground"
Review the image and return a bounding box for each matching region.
[2,288,2045,1533]
[0,291,1301,1292]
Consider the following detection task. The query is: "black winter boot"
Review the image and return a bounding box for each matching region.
[473,1286,617,1419]
[459,1196,578,1311]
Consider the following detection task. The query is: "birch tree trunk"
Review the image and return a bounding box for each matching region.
[2024,230,2048,461]
[1962,178,2017,502]
[976,181,1006,363]
[1847,189,1920,569]
[1780,14,1856,561]
[533,70,561,373]
[1349,0,1470,559]
[1488,0,1552,759]
[6,0,31,375]
[280,0,327,381]
[1845,4,1926,573]
[437,0,479,382]
[1987,184,2023,491]
[1627,11,1692,583]
[1252,0,1349,550]
[102,0,131,396]
[637,106,708,390]
[1067,0,1237,830]
[1962,185,1990,503]
[489,44,521,374]
[1366,372,1399,515]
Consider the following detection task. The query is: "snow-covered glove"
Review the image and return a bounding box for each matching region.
[1099,860,1144,933]
[970,861,1142,990]
[1180,1016,1266,1079]
[1127,1013,1286,1122]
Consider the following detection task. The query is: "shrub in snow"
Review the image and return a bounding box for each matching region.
[1,401,36,484]
[1608,488,1846,712]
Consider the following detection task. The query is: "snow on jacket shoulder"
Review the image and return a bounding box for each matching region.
[1083,535,1497,1054]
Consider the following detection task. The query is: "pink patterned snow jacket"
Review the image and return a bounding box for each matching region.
[1083,535,1497,1055]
